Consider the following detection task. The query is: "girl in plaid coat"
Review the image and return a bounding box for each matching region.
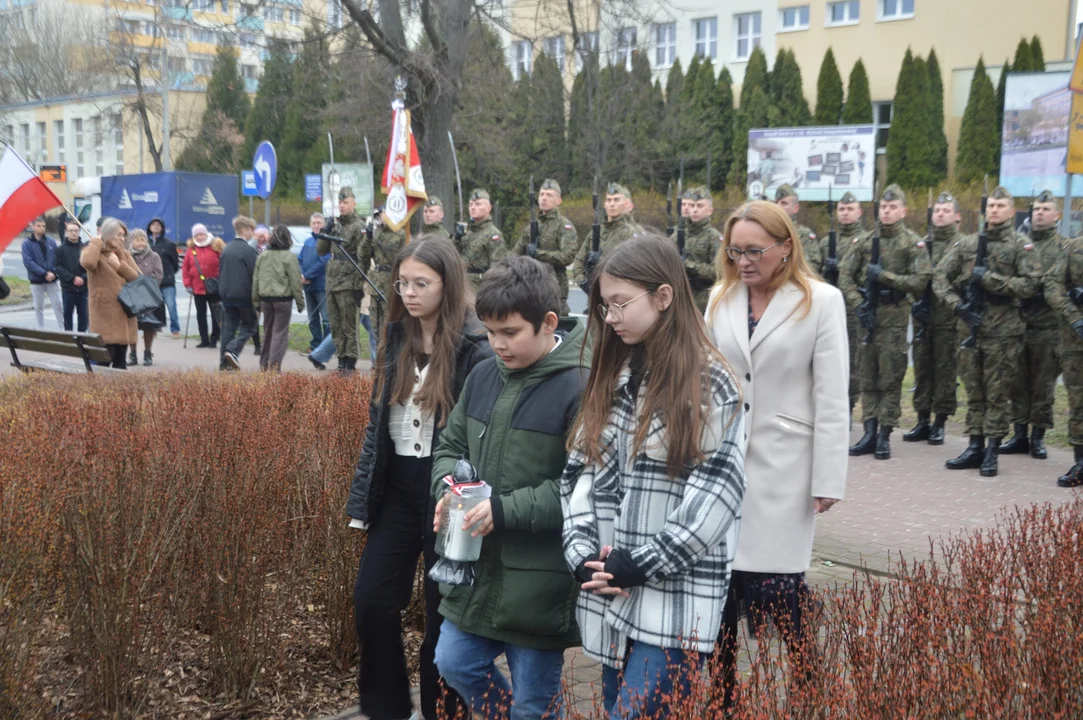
[561,234,747,719]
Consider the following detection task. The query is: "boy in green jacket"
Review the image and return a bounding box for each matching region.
[431,256,588,720]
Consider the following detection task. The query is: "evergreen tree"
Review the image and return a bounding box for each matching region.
[661,59,685,181]
[280,29,329,197]
[889,53,937,187]
[1030,35,1045,71]
[842,59,872,124]
[242,39,294,166]
[713,66,735,188]
[728,85,772,188]
[664,59,683,106]
[567,61,591,188]
[814,47,844,125]
[526,52,567,183]
[206,44,250,128]
[176,44,250,173]
[994,59,1010,175]
[886,50,914,184]
[769,48,787,105]
[1013,38,1034,72]
[955,57,998,184]
[774,49,811,126]
[614,51,659,188]
[741,47,769,106]
[926,49,949,181]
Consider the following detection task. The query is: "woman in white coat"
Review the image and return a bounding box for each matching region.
[705,200,849,706]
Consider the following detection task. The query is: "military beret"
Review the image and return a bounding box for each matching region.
[839,191,858,204]
[606,183,632,199]
[470,189,490,201]
[426,196,442,207]
[1036,189,1056,204]
[990,186,1013,201]
[683,186,712,203]
[935,192,956,205]
[775,183,797,201]
[338,186,355,201]
[540,178,562,194]
[881,184,906,204]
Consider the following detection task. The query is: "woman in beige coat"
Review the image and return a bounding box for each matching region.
[81,218,140,369]
[705,201,849,707]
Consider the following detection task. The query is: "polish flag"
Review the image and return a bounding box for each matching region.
[380,106,427,232]
[0,145,63,254]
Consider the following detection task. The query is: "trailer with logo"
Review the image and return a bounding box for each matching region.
[96,171,238,242]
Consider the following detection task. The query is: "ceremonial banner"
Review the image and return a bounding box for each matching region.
[381,83,427,231]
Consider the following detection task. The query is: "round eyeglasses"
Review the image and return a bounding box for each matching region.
[393,279,442,295]
[597,290,652,323]
[725,242,784,263]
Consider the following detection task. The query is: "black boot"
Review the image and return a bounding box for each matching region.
[849,419,878,456]
[143,350,153,367]
[128,348,138,366]
[902,412,931,442]
[980,438,1000,477]
[946,435,985,470]
[1030,427,1048,459]
[927,413,948,445]
[999,424,1030,454]
[338,357,357,375]
[875,426,893,460]
[1057,445,1083,487]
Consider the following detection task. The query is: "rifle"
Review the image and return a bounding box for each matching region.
[665,182,674,237]
[448,131,466,244]
[527,176,539,258]
[912,190,935,341]
[582,175,601,292]
[859,183,881,345]
[823,184,839,287]
[960,177,989,349]
[676,158,686,257]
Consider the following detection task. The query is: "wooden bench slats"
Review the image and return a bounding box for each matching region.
[0,337,112,362]
[15,359,124,375]
[0,327,106,344]
[0,325,114,373]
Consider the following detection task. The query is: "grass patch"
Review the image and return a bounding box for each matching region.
[0,277,31,306]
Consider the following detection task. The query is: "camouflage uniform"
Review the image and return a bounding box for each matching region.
[840,197,933,457]
[776,183,823,275]
[910,222,961,422]
[1044,236,1083,485]
[512,182,578,315]
[822,201,865,412]
[359,223,406,348]
[458,214,506,292]
[669,186,721,313]
[316,191,367,364]
[421,196,452,240]
[572,212,644,287]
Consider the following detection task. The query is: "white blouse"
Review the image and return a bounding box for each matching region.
[388,361,436,458]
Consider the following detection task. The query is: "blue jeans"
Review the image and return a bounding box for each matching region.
[304,287,330,350]
[360,312,377,359]
[161,285,181,333]
[309,332,335,365]
[435,619,565,720]
[601,641,705,719]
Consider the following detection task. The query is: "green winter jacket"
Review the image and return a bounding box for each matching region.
[431,318,589,650]
[252,248,305,310]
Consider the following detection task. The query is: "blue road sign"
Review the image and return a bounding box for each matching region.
[253,141,277,199]
[304,174,322,203]
[241,170,258,197]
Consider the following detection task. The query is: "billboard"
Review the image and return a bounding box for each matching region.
[101,172,238,240]
[1000,71,1082,197]
[322,163,374,219]
[747,125,876,202]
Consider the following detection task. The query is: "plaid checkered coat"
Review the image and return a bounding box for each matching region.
[561,356,746,667]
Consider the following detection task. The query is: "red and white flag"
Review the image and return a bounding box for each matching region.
[0,145,63,253]
[380,106,427,232]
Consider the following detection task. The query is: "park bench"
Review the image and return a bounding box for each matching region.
[0,325,120,374]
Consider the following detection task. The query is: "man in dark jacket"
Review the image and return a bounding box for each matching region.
[21,216,64,329]
[299,212,331,351]
[148,217,181,337]
[54,221,88,332]
[217,216,260,370]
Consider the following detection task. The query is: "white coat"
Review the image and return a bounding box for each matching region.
[706,278,850,573]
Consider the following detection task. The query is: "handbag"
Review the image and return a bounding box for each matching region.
[118,275,165,317]
[191,250,220,297]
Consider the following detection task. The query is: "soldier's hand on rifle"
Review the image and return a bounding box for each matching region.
[1073,319,1083,340]
[587,251,600,267]
[526,242,538,258]
[324,218,337,235]
[1070,287,1083,306]
[866,263,883,283]
[455,222,467,241]
[971,265,987,285]
[911,300,932,326]
[954,303,982,329]
[824,257,839,278]
[856,301,876,331]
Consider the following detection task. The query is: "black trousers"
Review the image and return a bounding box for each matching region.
[104,343,128,369]
[219,303,258,368]
[354,454,468,720]
[193,293,221,344]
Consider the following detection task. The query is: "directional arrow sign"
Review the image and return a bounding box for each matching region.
[253,141,277,199]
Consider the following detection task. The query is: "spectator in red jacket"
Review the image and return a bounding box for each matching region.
[181,223,225,348]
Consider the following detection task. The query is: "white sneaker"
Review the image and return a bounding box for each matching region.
[224,351,240,370]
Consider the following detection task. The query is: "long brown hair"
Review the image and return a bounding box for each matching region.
[571,233,734,479]
[375,236,472,427]
[708,200,815,323]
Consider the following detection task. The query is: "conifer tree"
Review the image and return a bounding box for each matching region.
[242,39,294,166]
[661,59,685,181]
[728,85,772,188]
[926,49,949,181]
[741,47,769,106]
[526,52,567,182]
[617,52,660,187]
[714,67,735,188]
[1013,38,1034,72]
[956,57,998,184]
[842,59,872,124]
[281,33,329,196]
[175,44,250,173]
[774,50,811,126]
[889,54,937,187]
[994,59,1010,175]
[814,47,844,125]
[886,50,914,184]
[1030,35,1045,71]
[206,44,250,128]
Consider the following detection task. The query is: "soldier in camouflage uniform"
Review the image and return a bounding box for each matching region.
[670,186,721,313]
[316,187,368,373]
[904,193,961,446]
[511,178,577,315]
[824,192,865,416]
[358,209,406,348]
[421,196,452,240]
[840,184,933,461]
[933,186,1043,477]
[776,183,824,276]
[572,183,644,290]
[455,189,505,290]
[1044,231,1083,486]
[999,190,1064,460]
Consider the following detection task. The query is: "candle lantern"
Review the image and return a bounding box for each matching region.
[429,457,491,586]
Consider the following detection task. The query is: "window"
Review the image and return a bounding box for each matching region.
[20,123,29,157]
[240,32,255,47]
[2,125,12,146]
[734,12,761,60]
[544,35,565,73]
[265,4,283,22]
[653,22,675,68]
[879,0,914,20]
[615,27,636,70]
[873,100,892,152]
[511,40,532,80]
[74,118,84,178]
[693,17,717,60]
[92,116,103,176]
[36,121,46,160]
[827,0,860,25]
[241,64,258,79]
[54,119,64,163]
[193,57,213,75]
[220,0,229,12]
[168,56,186,73]
[779,5,810,31]
[289,8,300,25]
[574,31,598,72]
[113,114,124,175]
[329,0,341,29]
[166,24,185,40]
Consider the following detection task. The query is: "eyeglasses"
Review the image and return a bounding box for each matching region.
[725,242,783,263]
[393,279,442,295]
[598,290,652,323]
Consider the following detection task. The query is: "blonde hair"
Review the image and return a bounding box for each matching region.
[128,228,149,251]
[707,200,816,323]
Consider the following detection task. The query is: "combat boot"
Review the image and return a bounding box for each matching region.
[339,357,357,375]
[946,435,985,470]
[998,424,1030,454]
[874,426,893,460]
[927,413,948,446]
[849,419,878,456]
[1057,445,1083,487]
[1030,427,1048,459]
[980,438,1001,477]
[902,412,931,442]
